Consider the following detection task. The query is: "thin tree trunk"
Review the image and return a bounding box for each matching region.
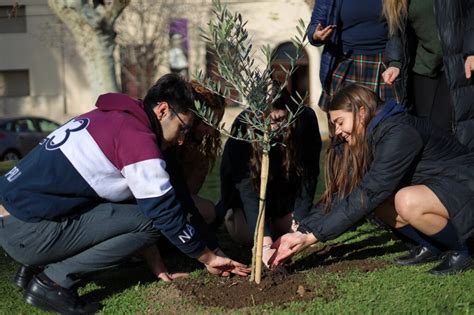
[89,32,120,93]
[251,140,270,284]
[48,0,129,94]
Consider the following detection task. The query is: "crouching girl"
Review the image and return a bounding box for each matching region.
[221,88,322,268]
[270,84,474,275]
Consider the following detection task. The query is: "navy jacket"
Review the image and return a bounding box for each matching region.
[307,0,342,90]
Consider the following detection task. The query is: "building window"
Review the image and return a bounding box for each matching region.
[0,70,30,97]
[0,5,26,33]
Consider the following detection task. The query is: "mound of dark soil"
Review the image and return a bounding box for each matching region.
[175,269,315,309]
[175,255,389,309]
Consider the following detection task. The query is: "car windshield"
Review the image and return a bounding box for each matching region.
[14,119,36,132]
[38,119,60,133]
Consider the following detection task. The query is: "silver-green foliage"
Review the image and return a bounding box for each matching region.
[194,0,307,152]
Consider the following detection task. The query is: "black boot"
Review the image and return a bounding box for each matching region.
[13,265,43,290]
[24,274,102,314]
[393,245,442,266]
[429,251,474,275]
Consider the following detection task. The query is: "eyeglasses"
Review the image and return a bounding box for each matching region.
[167,104,191,136]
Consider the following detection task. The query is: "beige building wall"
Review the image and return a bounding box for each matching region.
[0,0,96,123]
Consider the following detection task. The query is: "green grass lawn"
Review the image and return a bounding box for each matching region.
[0,157,473,314]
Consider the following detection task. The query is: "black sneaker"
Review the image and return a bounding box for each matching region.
[24,274,101,314]
[393,245,441,266]
[13,265,43,290]
[429,251,474,275]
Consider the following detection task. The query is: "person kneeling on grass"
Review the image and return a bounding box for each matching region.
[221,87,322,268]
[153,81,228,275]
[0,73,250,314]
[270,84,474,275]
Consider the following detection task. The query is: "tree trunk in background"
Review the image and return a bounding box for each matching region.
[116,0,182,98]
[48,0,130,94]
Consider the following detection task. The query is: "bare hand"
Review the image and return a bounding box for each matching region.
[213,247,231,277]
[205,255,251,277]
[465,55,474,79]
[157,272,189,282]
[268,231,317,267]
[198,248,251,277]
[313,23,336,42]
[262,236,275,268]
[382,66,400,85]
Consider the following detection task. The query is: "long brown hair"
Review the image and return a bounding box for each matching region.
[182,81,225,173]
[382,0,408,35]
[248,88,304,188]
[320,84,382,209]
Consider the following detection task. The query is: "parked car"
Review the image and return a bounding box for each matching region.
[0,116,60,161]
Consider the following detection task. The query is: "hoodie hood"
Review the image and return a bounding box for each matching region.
[95,93,151,128]
[367,99,405,133]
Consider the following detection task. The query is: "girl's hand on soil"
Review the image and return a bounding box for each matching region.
[382,67,400,85]
[157,271,189,282]
[268,231,317,267]
[198,248,251,277]
[262,237,275,268]
[313,23,336,42]
[465,55,474,79]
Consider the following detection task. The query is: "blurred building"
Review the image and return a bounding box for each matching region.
[0,0,327,134]
[0,1,97,122]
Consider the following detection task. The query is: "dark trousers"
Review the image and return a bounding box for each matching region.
[411,72,454,134]
[0,203,160,288]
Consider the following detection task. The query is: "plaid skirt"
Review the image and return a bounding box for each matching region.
[319,52,400,110]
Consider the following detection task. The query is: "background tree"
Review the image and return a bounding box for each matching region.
[48,0,130,94]
[115,0,189,98]
[194,0,306,284]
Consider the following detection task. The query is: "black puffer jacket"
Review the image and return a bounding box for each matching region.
[385,0,474,149]
[299,106,474,242]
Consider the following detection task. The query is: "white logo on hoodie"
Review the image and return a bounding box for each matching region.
[43,118,90,151]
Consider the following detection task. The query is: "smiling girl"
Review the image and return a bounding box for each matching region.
[270,84,474,275]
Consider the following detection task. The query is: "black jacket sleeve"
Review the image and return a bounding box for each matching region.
[298,122,423,242]
[385,32,403,66]
[293,107,322,222]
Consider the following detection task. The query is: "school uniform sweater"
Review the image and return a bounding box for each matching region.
[0,93,205,258]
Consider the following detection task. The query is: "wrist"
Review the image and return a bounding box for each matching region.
[197,247,215,265]
[296,230,316,246]
[304,232,317,245]
[388,61,401,69]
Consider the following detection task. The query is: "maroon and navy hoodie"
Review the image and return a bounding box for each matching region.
[0,93,205,258]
